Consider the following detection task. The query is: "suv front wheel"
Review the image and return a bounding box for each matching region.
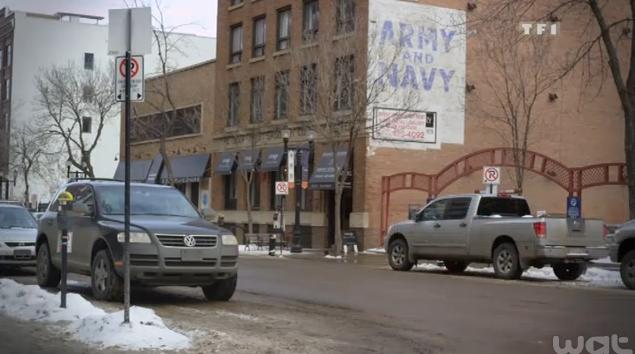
[91,249,123,301]
[202,274,237,301]
[36,241,61,288]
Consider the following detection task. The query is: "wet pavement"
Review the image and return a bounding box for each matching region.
[1,254,634,353]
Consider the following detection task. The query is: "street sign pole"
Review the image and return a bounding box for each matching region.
[123,8,132,324]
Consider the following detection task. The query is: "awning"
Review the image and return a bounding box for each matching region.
[260,147,285,172]
[215,151,237,175]
[113,159,153,182]
[237,149,260,171]
[309,148,349,190]
[160,153,210,183]
[145,154,163,183]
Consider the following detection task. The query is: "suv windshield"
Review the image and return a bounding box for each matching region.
[94,185,200,218]
[0,206,37,229]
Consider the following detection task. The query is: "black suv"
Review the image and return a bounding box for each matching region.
[36,180,239,301]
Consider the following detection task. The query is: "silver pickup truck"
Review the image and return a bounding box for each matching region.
[385,194,608,280]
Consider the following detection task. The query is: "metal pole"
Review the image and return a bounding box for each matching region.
[4,178,8,200]
[281,138,288,253]
[291,149,302,253]
[123,8,132,324]
[60,226,68,308]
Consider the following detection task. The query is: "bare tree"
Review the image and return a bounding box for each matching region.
[128,0,201,185]
[35,63,117,178]
[481,0,634,217]
[10,125,57,207]
[472,3,560,191]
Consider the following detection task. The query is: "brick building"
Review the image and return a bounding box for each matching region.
[126,0,628,251]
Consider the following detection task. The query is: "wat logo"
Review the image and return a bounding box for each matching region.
[368,0,466,151]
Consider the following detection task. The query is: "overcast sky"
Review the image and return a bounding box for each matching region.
[1,0,218,37]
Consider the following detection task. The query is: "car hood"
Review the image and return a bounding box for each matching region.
[98,215,232,235]
[0,227,38,242]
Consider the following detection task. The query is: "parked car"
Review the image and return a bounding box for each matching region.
[608,220,635,289]
[0,203,38,268]
[385,194,608,280]
[36,180,239,301]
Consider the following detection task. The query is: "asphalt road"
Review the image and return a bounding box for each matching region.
[236,255,635,354]
[1,255,634,354]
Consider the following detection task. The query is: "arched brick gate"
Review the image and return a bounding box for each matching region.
[380,147,627,245]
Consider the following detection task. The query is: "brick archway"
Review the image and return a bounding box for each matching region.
[379,147,627,245]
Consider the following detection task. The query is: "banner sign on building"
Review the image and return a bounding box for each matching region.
[367,0,466,151]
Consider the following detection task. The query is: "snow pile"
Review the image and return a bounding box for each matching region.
[239,244,290,256]
[414,263,624,288]
[0,279,190,351]
[363,248,386,255]
[324,255,342,260]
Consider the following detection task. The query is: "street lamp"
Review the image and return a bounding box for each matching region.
[290,130,315,253]
[279,128,291,250]
[65,158,72,179]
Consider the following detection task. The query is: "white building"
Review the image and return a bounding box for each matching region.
[0,8,216,207]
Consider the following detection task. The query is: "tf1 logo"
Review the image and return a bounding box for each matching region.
[520,22,559,35]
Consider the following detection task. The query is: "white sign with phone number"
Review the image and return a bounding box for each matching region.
[372,108,437,143]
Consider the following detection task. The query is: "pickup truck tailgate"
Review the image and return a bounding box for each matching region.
[544,218,606,248]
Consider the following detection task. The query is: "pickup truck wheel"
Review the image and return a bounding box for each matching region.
[444,261,468,274]
[620,250,635,290]
[91,250,123,301]
[493,243,523,280]
[202,274,237,301]
[36,241,61,288]
[553,263,587,281]
[388,239,413,271]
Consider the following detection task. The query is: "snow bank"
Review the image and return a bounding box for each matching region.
[0,279,190,351]
[363,248,386,255]
[414,263,624,289]
[324,255,342,259]
[239,244,290,256]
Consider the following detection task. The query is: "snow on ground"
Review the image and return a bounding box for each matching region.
[239,244,291,256]
[591,256,618,265]
[324,255,343,259]
[363,248,386,255]
[414,263,625,289]
[0,279,190,351]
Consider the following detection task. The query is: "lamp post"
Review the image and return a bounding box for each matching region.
[281,129,290,246]
[290,130,315,253]
[65,159,72,179]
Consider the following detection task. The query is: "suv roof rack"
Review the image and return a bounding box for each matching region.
[67,178,123,183]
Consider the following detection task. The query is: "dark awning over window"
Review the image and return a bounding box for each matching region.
[237,149,260,171]
[215,151,237,175]
[160,153,210,183]
[113,159,153,182]
[146,154,163,183]
[260,147,285,172]
[309,148,349,190]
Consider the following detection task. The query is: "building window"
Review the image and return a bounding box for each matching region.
[303,0,319,41]
[230,0,243,6]
[230,23,243,64]
[228,82,240,127]
[2,79,9,100]
[336,0,355,34]
[276,7,291,50]
[249,172,261,209]
[131,105,202,142]
[252,16,266,58]
[84,53,94,70]
[334,55,354,111]
[82,116,92,134]
[224,173,237,210]
[250,77,264,123]
[6,44,11,66]
[274,71,289,120]
[300,64,317,114]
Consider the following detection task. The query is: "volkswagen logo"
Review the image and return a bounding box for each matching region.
[183,235,196,248]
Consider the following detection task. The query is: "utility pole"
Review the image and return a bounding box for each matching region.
[123,8,132,324]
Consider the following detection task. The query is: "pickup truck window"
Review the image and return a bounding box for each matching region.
[419,199,448,221]
[444,198,471,220]
[477,197,531,217]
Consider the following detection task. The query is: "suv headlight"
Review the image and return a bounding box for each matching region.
[117,232,151,243]
[221,234,238,246]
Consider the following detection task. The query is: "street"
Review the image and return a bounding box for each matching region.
[1,254,634,354]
